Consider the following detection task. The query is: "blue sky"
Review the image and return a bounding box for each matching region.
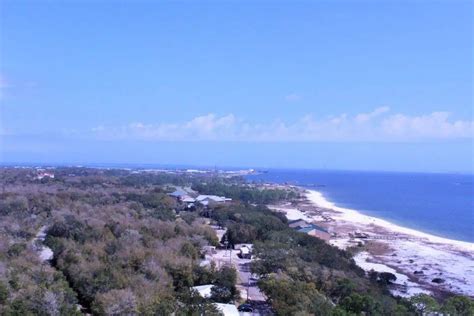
[0,1,472,172]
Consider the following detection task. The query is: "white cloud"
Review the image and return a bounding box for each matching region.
[91,108,474,142]
[355,106,390,123]
[284,94,302,102]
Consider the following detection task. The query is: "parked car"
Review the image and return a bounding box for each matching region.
[238,304,253,312]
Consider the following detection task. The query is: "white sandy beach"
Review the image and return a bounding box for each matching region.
[270,189,474,297]
[306,190,474,252]
[304,189,474,297]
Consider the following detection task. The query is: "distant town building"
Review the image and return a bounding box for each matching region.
[36,171,55,180]
[168,189,198,209]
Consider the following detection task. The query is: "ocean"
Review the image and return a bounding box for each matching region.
[246,170,474,243]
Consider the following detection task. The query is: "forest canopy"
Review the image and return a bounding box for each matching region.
[0,167,472,316]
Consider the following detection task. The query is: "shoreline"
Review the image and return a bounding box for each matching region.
[268,186,474,298]
[305,190,474,252]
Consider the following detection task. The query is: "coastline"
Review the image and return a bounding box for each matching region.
[306,190,474,252]
[268,186,474,298]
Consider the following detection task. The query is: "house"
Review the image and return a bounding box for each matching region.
[298,224,331,241]
[168,190,197,209]
[196,195,231,205]
[180,196,196,209]
[181,196,196,204]
[168,189,189,199]
[288,219,311,229]
[191,284,214,298]
[214,303,239,316]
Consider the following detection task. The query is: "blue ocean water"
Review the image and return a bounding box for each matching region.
[246,170,474,243]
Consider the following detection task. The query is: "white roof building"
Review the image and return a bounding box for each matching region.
[191,284,214,298]
[196,195,231,203]
[214,303,239,316]
[181,196,196,203]
[240,246,250,255]
[196,195,225,202]
[37,172,55,180]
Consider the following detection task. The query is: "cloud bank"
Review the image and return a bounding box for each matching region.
[91,107,474,142]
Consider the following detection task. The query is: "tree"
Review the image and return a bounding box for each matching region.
[410,294,440,315]
[378,272,397,285]
[258,276,333,316]
[216,266,237,290]
[442,295,474,316]
[0,281,8,304]
[226,223,257,245]
[215,266,239,301]
[332,278,355,301]
[340,293,381,315]
[92,289,138,316]
[210,286,233,303]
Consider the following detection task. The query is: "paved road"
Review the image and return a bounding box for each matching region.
[209,249,266,302]
[208,249,273,315]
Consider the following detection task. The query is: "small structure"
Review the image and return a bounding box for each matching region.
[191,284,214,298]
[196,195,231,205]
[214,303,239,316]
[168,189,189,199]
[168,189,197,209]
[239,246,251,259]
[288,219,311,229]
[235,244,253,259]
[298,224,331,242]
[349,230,369,239]
[181,196,196,204]
[201,245,217,256]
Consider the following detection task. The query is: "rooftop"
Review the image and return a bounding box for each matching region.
[191,284,214,298]
[168,189,188,197]
[214,303,239,316]
[288,218,308,224]
[196,195,227,202]
[298,224,329,234]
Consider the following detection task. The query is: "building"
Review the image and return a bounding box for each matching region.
[288,219,311,229]
[201,245,217,256]
[181,196,196,204]
[239,245,251,259]
[168,189,189,199]
[191,284,214,298]
[297,224,331,242]
[235,244,253,259]
[168,189,197,209]
[349,230,369,239]
[36,171,55,180]
[214,303,239,316]
[196,195,231,205]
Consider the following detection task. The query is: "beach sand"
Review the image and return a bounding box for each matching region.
[268,189,474,298]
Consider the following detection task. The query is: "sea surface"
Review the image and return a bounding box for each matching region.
[246,170,474,243]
